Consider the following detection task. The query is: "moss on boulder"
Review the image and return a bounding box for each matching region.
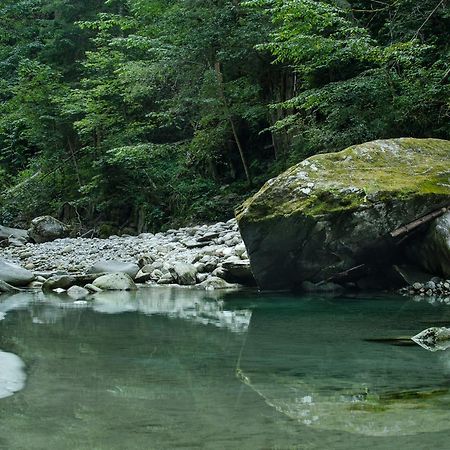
[236,138,450,290]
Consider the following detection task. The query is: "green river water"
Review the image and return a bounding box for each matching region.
[1,287,450,449]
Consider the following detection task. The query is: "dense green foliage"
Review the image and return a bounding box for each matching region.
[0,0,448,232]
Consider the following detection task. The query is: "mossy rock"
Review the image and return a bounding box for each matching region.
[236,138,450,290]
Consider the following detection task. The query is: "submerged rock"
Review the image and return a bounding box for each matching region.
[411,327,450,352]
[237,138,450,290]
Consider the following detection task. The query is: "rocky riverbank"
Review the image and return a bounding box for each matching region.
[0,218,254,292]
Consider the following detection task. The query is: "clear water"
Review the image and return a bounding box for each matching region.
[1,288,450,449]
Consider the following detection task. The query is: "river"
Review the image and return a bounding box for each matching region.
[1,288,450,449]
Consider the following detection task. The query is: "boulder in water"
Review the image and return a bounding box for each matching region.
[411,327,450,352]
[237,138,450,290]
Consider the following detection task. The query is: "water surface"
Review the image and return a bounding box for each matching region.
[1,288,450,449]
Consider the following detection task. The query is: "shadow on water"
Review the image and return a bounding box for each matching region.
[2,289,450,448]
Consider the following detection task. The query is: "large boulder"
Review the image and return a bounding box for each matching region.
[236,138,450,290]
[0,260,35,287]
[28,216,69,243]
[88,260,140,278]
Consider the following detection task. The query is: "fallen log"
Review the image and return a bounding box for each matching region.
[390,205,449,239]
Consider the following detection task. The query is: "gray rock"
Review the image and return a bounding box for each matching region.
[134,270,153,283]
[157,273,174,284]
[237,138,450,290]
[199,276,238,290]
[169,263,197,285]
[28,216,69,243]
[196,273,208,283]
[7,237,26,247]
[211,267,227,279]
[42,275,76,291]
[138,254,155,267]
[0,260,35,287]
[411,327,450,352]
[222,260,255,284]
[0,225,29,242]
[67,285,90,300]
[84,283,103,293]
[197,232,220,243]
[92,273,137,291]
[88,260,140,278]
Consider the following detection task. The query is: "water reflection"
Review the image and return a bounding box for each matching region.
[0,350,26,399]
[1,287,252,333]
[236,295,450,436]
[4,290,450,445]
[93,289,251,333]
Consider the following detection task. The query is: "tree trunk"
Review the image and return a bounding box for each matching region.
[214,62,253,187]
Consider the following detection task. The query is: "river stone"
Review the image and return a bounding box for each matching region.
[92,273,137,291]
[84,283,103,293]
[0,260,35,287]
[42,275,76,291]
[236,138,450,290]
[67,285,90,300]
[411,327,450,351]
[199,276,238,290]
[28,216,69,243]
[88,260,140,278]
[0,225,29,242]
[222,260,254,284]
[169,263,197,285]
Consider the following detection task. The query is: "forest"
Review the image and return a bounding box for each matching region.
[0,0,448,233]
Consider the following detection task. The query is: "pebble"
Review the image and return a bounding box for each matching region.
[0,219,254,289]
[399,278,450,303]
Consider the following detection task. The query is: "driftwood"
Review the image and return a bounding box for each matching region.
[390,205,449,239]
